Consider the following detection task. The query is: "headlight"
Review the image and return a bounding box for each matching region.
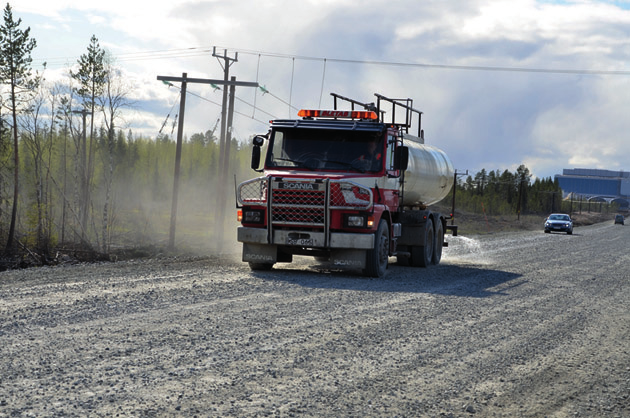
[346,215,365,227]
[243,210,264,224]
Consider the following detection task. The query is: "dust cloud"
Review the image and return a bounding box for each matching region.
[107,171,243,258]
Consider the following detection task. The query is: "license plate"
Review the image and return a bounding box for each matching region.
[287,238,314,246]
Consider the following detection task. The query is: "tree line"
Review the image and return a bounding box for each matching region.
[450,165,621,221]
[450,165,564,217]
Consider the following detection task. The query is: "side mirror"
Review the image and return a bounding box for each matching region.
[253,135,265,147]
[251,146,261,170]
[394,146,409,171]
[251,135,265,171]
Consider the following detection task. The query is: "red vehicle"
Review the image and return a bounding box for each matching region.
[236,93,457,277]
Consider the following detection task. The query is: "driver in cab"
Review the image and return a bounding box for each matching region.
[357,139,382,171]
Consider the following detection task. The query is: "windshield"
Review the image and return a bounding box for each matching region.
[549,214,570,221]
[266,128,384,172]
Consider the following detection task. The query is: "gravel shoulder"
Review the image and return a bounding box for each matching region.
[1,222,629,417]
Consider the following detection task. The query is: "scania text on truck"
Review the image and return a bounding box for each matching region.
[236,93,457,277]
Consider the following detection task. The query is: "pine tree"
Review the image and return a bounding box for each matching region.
[0,3,38,252]
[70,34,106,243]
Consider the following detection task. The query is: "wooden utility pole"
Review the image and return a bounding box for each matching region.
[214,47,237,186]
[166,72,188,250]
[213,49,238,249]
[157,67,258,250]
[214,75,238,246]
[517,178,524,220]
[451,170,468,225]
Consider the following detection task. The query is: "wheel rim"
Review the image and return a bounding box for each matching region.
[434,223,443,263]
[378,229,388,269]
[425,225,434,262]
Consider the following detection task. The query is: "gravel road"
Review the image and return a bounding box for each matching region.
[1,221,629,417]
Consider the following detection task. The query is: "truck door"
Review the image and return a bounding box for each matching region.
[386,133,402,178]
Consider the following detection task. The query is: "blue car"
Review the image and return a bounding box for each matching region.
[544,213,573,234]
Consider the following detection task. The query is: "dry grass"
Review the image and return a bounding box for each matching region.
[449,210,615,235]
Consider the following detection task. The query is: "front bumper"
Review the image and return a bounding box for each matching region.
[544,223,572,232]
[238,227,374,269]
[238,227,374,249]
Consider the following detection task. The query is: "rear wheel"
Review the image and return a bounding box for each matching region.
[365,220,389,277]
[411,219,434,267]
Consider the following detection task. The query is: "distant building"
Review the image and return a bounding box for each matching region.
[555,168,630,209]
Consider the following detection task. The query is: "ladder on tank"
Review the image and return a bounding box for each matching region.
[330,92,424,138]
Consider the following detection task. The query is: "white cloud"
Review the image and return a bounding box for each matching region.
[529,74,630,174]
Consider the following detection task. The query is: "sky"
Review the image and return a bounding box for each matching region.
[10,0,630,180]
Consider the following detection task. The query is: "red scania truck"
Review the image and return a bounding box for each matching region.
[236,93,457,277]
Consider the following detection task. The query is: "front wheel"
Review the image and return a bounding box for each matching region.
[365,220,389,278]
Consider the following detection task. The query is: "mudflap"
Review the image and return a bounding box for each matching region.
[330,249,367,269]
[243,243,277,264]
[398,224,427,246]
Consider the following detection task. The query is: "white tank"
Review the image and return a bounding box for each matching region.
[402,134,454,207]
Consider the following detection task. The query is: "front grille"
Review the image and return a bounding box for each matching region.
[271,180,326,226]
[238,177,373,227]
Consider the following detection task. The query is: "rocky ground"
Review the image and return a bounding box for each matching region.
[0,218,629,417]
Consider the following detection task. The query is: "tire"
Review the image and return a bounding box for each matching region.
[248,262,274,271]
[365,220,389,278]
[411,219,434,268]
[433,219,444,265]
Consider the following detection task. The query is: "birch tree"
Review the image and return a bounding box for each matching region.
[99,55,133,253]
[21,77,51,252]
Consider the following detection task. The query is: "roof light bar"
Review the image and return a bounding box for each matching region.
[298,109,378,120]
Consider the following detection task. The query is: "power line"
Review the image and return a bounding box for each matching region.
[218,46,630,76]
[161,82,272,127]
[189,89,274,124]
[36,45,630,76]
[33,42,630,77]
[33,47,214,68]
